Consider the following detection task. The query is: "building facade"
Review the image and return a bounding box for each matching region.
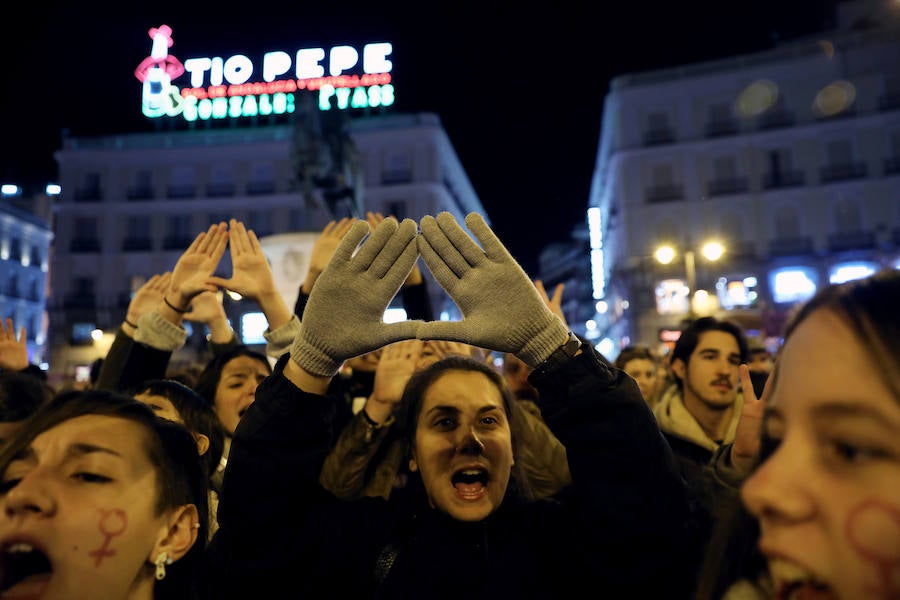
[49,112,485,387]
[587,0,900,358]
[0,189,54,366]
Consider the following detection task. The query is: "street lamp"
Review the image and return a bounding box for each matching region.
[654,240,725,320]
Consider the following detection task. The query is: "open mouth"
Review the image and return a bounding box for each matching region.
[451,468,489,499]
[769,559,834,600]
[1,542,52,596]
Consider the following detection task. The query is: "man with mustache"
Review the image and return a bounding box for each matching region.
[652,316,749,595]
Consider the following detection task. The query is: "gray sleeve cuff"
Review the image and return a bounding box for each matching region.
[134,310,189,352]
[264,315,301,359]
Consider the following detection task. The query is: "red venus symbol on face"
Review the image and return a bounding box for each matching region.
[88,508,128,567]
[846,499,900,598]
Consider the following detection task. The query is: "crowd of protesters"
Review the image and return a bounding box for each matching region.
[0,211,897,600]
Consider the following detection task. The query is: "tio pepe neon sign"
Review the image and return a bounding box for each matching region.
[134,24,394,122]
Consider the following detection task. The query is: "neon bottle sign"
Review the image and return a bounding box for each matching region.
[134,25,394,122]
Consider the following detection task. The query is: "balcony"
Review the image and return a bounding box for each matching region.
[642,128,676,146]
[820,162,867,183]
[246,181,276,195]
[73,187,103,202]
[63,293,96,309]
[69,238,101,253]
[207,182,236,197]
[706,177,749,197]
[126,186,155,201]
[762,170,805,189]
[768,237,813,257]
[381,170,412,185]
[167,185,197,199]
[704,119,739,138]
[163,236,194,251]
[884,157,900,176]
[757,110,795,131]
[879,93,900,111]
[827,231,875,252]
[645,184,684,203]
[122,237,153,251]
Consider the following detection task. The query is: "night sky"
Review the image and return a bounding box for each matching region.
[3,0,837,274]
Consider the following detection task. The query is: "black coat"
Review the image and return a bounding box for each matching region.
[202,347,699,599]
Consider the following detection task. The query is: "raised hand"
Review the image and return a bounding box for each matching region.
[206,219,292,331]
[416,212,569,367]
[731,363,771,475]
[535,279,567,329]
[183,290,234,344]
[126,272,172,326]
[0,318,28,372]
[289,217,422,378]
[166,223,229,313]
[365,339,425,423]
[301,217,355,294]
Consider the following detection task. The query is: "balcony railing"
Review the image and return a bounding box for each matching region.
[706,177,749,197]
[884,157,900,176]
[126,186,155,200]
[69,238,101,253]
[757,110,795,130]
[704,119,739,138]
[167,185,197,199]
[820,162,867,183]
[122,238,153,251]
[762,170,805,189]
[207,183,236,197]
[768,237,813,257]
[827,231,875,252]
[645,184,684,203]
[73,188,103,202]
[879,93,900,111]
[246,181,276,195]
[642,128,676,146]
[381,170,413,185]
[163,236,195,251]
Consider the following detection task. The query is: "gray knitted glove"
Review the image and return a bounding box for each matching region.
[290,217,423,377]
[416,212,569,367]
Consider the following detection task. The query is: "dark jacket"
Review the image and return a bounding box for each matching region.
[202,347,697,599]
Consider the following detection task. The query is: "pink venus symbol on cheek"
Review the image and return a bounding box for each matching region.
[88,508,128,567]
[846,499,900,597]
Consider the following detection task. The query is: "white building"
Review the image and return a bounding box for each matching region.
[49,112,485,386]
[587,0,900,357]
[0,188,54,366]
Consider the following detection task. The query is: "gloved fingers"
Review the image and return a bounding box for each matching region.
[417,233,460,294]
[369,219,418,280]
[378,320,425,347]
[436,211,487,268]
[352,216,399,269]
[417,320,476,346]
[463,212,511,264]
[420,214,469,279]
[332,219,372,264]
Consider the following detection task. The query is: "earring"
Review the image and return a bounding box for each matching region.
[154,552,172,581]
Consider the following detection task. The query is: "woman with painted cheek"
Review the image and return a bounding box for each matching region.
[0,389,207,600]
[695,270,900,600]
[740,274,900,600]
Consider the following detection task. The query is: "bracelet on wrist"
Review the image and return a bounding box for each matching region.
[124,319,138,329]
[163,296,189,314]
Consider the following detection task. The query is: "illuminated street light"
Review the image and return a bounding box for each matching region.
[654,240,725,320]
